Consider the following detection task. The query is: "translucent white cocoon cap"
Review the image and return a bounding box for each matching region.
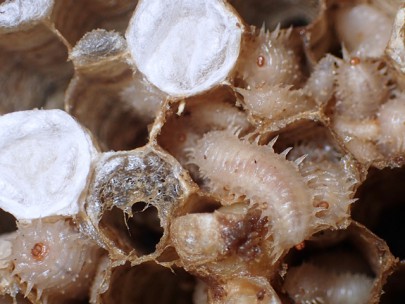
[125,0,243,97]
[0,109,97,220]
[0,0,54,32]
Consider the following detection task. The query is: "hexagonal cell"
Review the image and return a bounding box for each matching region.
[83,147,195,262]
[99,262,196,304]
[352,167,405,260]
[280,222,395,303]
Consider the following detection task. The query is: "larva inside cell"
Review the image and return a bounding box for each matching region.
[282,222,393,304]
[235,25,304,88]
[171,203,270,274]
[331,56,392,164]
[377,93,405,157]
[236,83,316,131]
[272,121,360,229]
[9,218,103,303]
[157,87,252,181]
[334,57,390,119]
[188,129,320,259]
[334,2,394,58]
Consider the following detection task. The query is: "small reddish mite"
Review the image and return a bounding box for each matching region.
[256,55,265,67]
[350,57,361,66]
[295,241,305,251]
[31,242,49,261]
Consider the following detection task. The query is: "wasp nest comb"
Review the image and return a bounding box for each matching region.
[0,0,404,303]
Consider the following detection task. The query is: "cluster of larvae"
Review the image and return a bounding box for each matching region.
[0,0,405,303]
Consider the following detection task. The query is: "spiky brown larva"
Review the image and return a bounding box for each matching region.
[10,219,102,303]
[190,130,315,258]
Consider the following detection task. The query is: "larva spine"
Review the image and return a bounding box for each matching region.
[10,219,102,302]
[189,130,315,257]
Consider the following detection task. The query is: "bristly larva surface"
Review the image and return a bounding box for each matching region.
[158,91,252,179]
[236,26,304,88]
[0,0,404,302]
[190,130,316,258]
[284,262,374,304]
[10,219,103,303]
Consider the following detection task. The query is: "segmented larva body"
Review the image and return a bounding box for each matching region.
[335,58,389,119]
[159,100,251,177]
[238,84,314,122]
[284,263,373,304]
[190,130,315,256]
[10,219,101,302]
[287,142,357,228]
[238,27,302,87]
[298,159,356,228]
[378,94,405,155]
[304,55,338,106]
[335,4,393,58]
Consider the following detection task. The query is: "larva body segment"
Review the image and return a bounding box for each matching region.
[335,3,393,58]
[238,84,314,123]
[284,262,374,304]
[238,27,303,88]
[378,95,405,155]
[10,219,102,302]
[190,130,314,255]
[158,97,251,178]
[287,140,358,229]
[335,58,389,119]
[304,54,338,106]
